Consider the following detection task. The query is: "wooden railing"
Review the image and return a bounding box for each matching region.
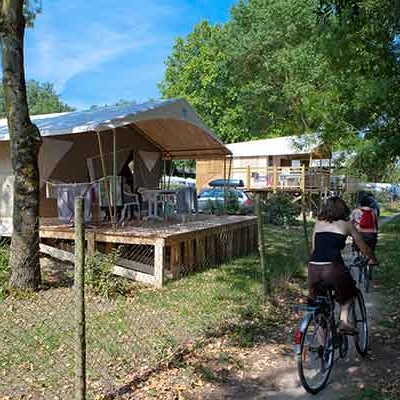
[231,166,331,192]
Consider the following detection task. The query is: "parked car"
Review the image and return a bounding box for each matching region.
[197,188,253,214]
[208,178,244,188]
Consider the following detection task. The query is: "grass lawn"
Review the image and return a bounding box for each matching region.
[354,215,400,400]
[0,222,308,399]
[376,215,400,322]
[379,200,400,219]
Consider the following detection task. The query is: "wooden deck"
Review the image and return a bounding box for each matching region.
[231,165,332,193]
[39,215,258,288]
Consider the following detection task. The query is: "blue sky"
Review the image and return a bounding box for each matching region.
[24,0,236,110]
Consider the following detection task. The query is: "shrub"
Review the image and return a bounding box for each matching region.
[263,193,301,226]
[226,190,240,214]
[0,247,10,299]
[85,250,128,298]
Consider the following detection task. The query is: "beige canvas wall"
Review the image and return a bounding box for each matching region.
[0,125,162,220]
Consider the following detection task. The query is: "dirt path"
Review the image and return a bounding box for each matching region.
[189,215,400,400]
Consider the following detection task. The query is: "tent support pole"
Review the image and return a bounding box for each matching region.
[167,159,172,190]
[227,155,232,186]
[113,128,118,230]
[96,130,113,227]
[163,160,166,189]
[223,157,227,212]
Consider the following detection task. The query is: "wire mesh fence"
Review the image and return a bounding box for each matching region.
[0,193,312,399]
[0,229,76,399]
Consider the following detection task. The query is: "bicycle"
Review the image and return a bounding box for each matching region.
[350,253,371,293]
[295,282,369,394]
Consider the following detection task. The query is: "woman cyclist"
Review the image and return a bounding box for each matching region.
[351,195,379,252]
[309,196,378,332]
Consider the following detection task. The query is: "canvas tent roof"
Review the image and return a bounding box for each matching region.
[226,133,330,158]
[0,98,230,159]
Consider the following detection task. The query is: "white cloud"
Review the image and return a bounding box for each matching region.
[27,22,156,92]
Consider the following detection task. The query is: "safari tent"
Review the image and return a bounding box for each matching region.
[196,133,332,192]
[0,98,230,235]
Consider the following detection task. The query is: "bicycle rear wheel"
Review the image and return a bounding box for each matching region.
[352,289,369,355]
[297,312,334,394]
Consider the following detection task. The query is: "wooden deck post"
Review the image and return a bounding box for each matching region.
[188,239,195,269]
[227,231,234,260]
[86,232,96,256]
[196,237,206,267]
[273,165,278,193]
[246,165,251,190]
[209,235,216,265]
[301,164,306,193]
[170,243,181,279]
[154,238,165,288]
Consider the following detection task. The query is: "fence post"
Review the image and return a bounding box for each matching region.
[75,197,86,400]
[256,193,269,298]
[301,192,310,257]
[154,238,165,288]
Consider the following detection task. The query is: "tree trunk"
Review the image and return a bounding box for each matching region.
[0,0,42,290]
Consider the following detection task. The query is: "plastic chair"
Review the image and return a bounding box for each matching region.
[119,193,141,224]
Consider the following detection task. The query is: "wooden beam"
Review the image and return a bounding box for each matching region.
[115,256,154,275]
[40,230,75,240]
[112,265,155,285]
[39,243,75,263]
[94,234,156,246]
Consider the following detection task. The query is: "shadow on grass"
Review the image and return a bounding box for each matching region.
[40,256,74,289]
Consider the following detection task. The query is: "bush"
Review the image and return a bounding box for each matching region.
[85,251,128,298]
[0,247,10,299]
[263,193,301,225]
[203,199,224,215]
[226,190,240,214]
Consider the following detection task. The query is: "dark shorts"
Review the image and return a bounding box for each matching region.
[352,232,378,252]
[308,262,357,305]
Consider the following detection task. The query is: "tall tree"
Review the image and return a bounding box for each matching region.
[0,0,42,290]
[315,0,400,172]
[161,0,400,180]
[0,79,73,117]
[159,21,248,144]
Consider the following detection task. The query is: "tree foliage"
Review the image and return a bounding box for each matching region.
[0,80,73,118]
[160,0,400,180]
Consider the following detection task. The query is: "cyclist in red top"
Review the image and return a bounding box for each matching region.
[351,195,379,251]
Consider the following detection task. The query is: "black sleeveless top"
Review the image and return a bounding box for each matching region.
[310,232,347,264]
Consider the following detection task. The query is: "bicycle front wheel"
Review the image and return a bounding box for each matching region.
[352,289,369,355]
[297,312,334,394]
